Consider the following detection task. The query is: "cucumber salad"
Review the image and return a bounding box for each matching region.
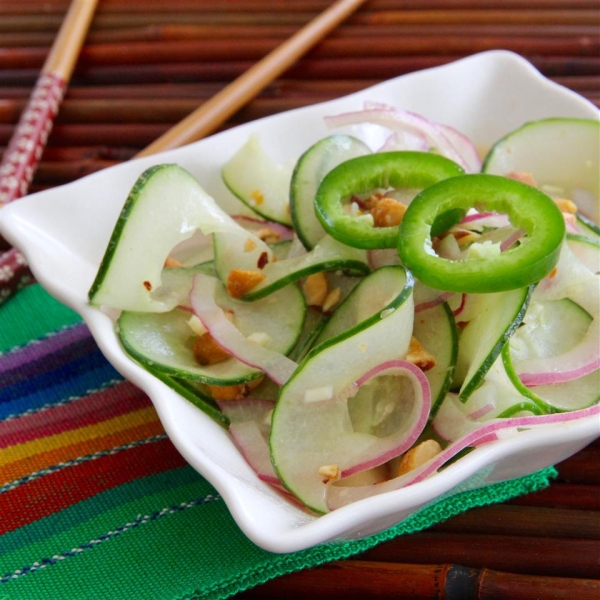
[89,104,599,514]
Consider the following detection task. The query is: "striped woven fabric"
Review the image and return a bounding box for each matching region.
[0,284,556,600]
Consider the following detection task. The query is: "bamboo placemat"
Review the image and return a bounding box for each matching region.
[1,1,598,599]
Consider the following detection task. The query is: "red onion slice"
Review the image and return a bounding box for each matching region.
[231,214,295,241]
[229,420,279,484]
[325,102,477,172]
[189,274,298,385]
[327,402,600,510]
[516,322,600,386]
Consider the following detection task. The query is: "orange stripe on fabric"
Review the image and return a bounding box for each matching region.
[0,417,165,485]
[0,406,160,465]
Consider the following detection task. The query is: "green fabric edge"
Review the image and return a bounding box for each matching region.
[194,465,557,600]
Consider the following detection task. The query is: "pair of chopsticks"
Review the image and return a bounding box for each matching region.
[0,0,367,304]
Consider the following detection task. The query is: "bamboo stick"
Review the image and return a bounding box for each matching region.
[0,122,170,147]
[235,561,600,600]
[3,35,598,71]
[136,0,368,157]
[3,23,599,48]
[11,91,600,129]
[3,74,599,102]
[1,0,599,14]
[554,446,600,485]
[2,7,597,33]
[3,54,599,89]
[431,505,600,539]
[507,483,600,511]
[361,533,600,579]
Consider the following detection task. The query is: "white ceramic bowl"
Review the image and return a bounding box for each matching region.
[1,50,598,553]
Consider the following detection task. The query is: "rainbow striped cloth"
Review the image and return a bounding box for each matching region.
[0,284,556,600]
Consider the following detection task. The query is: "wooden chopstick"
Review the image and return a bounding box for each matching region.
[0,0,97,211]
[0,0,97,302]
[135,0,368,157]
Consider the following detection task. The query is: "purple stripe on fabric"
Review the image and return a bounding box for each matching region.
[0,323,93,385]
[0,380,152,449]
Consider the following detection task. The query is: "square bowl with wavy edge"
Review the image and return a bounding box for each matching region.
[1,50,598,553]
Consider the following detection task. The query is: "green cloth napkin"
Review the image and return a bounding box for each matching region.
[0,285,556,600]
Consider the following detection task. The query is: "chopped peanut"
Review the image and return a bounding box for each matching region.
[207,376,264,401]
[192,333,231,366]
[454,231,481,249]
[302,272,328,307]
[322,287,341,313]
[362,192,385,209]
[207,384,242,401]
[554,198,578,214]
[370,197,407,228]
[396,439,442,477]
[243,237,257,252]
[506,171,537,187]
[255,227,281,243]
[318,464,341,482]
[227,269,266,298]
[406,336,436,372]
[250,190,264,206]
[164,257,184,268]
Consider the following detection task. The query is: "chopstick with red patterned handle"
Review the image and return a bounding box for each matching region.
[0,0,367,305]
[0,0,98,303]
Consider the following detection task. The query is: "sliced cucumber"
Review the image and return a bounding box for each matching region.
[146,367,229,427]
[413,301,458,417]
[509,298,593,364]
[221,134,293,226]
[270,266,416,513]
[575,213,600,240]
[310,265,413,350]
[454,286,533,401]
[288,307,327,363]
[502,345,600,413]
[482,118,599,223]
[567,234,600,274]
[89,164,270,312]
[155,261,216,308]
[217,234,369,301]
[118,275,305,385]
[290,135,371,250]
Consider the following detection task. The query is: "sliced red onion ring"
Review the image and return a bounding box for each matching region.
[325,102,477,172]
[341,359,432,478]
[438,122,483,174]
[452,293,467,318]
[516,322,600,386]
[189,273,298,385]
[229,420,279,484]
[415,292,454,313]
[459,212,511,230]
[231,214,294,241]
[500,229,525,252]
[327,402,600,510]
[377,130,429,153]
[467,402,495,420]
